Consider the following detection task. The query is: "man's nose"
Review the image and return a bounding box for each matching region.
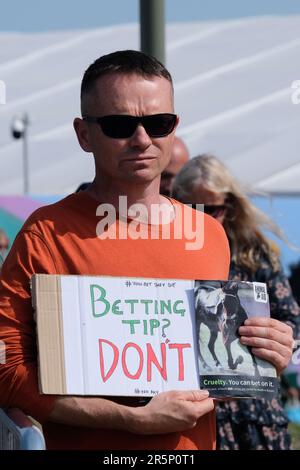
[129,124,152,149]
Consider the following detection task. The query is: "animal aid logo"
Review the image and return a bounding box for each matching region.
[253,282,268,303]
[0,80,6,104]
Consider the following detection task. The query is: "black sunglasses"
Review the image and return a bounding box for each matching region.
[189,204,226,218]
[82,113,177,139]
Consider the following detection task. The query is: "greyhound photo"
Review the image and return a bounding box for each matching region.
[195,281,260,375]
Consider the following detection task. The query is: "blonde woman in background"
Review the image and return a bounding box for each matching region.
[172,154,300,450]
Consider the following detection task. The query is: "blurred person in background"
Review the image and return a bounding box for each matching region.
[0,229,9,270]
[160,136,189,196]
[281,261,300,420]
[172,154,300,450]
[289,260,300,306]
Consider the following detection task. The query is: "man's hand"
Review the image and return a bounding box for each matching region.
[239,317,294,375]
[49,390,213,434]
[128,390,214,435]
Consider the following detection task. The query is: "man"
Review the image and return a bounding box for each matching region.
[0,51,293,450]
[160,136,189,196]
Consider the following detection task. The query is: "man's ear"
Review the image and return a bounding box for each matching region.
[73,117,93,152]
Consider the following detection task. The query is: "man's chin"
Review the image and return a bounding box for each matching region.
[121,169,160,184]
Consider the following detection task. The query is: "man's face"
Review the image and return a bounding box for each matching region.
[74,73,178,187]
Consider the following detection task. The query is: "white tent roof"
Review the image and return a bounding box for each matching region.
[0,16,299,194]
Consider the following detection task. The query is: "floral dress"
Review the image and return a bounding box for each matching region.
[216,255,300,450]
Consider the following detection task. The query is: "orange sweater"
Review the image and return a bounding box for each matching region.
[0,192,229,450]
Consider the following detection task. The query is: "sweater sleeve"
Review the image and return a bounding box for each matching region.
[0,229,58,423]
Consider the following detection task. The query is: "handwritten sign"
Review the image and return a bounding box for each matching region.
[34,275,199,396]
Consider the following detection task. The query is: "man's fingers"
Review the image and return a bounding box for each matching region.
[178,390,210,402]
[250,347,287,373]
[239,326,293,349]
[240,335,291,357]
[238,318,294,375]
[239,326,294,348]
[191,398,215,416]
[243,317,293,335]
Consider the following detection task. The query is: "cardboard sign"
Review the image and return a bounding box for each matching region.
[32,274,199,396]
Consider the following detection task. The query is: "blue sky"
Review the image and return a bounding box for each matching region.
[252,197,300,276]
[1,0,300,31]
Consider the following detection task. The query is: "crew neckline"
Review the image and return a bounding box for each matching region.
[74,190,180,229]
